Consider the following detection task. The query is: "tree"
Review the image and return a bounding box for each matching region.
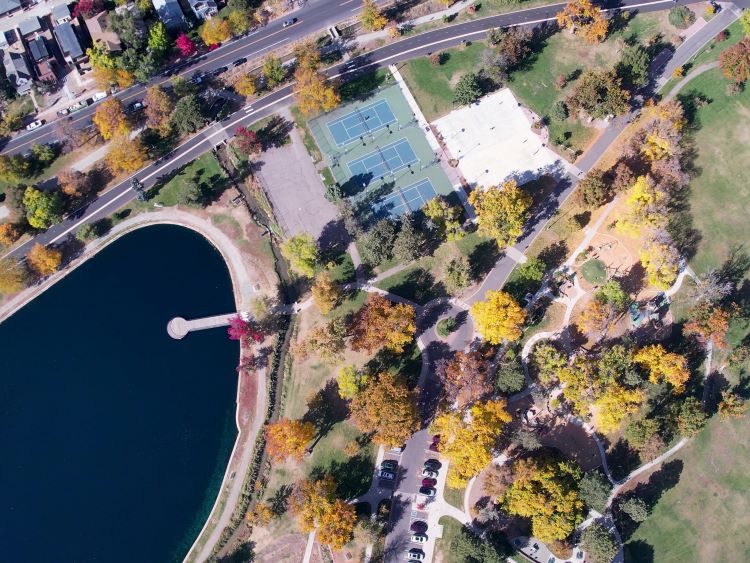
[668,5,696,29]
[262,54,286,87]
[531,343,568,385]
[718,391,746,420]
[596,279,629,310]
[393,216,426,261]
[616,176,667,236]
[337,365,371,399]
[360,0,388,31]
[72,0,104,18]
[578,471,611,512]
[634,344,689,392]
[93,98,129,140]
[620,496,649,522]
[422,195,463,240]
[580,523,618,563]
[359,218,396,265]
[106,136,147,174]
[30,143,55,170]
[470,290,526,344]
[294,40,321,71]
[23,187,64,229]
[513,428,542,451]
[556,0,609,43]
[171,94,206,135]
[624,417,661,450]
[281,233,318,278]
[566,69,630,119]
[431,400,512,487]
[289,476,357,549]
[26,243,62,276]
[0,153,30,184]
[445,256,471,294]
[294,66,340,116]
[684,301,732,349]
[311,271,341,314]
[233,126,262,155]
[200,18,231,46]
[501,456,585,543]
[303,319,347,364]
[147,21,170,58]
[227,316,262,342]
[265,418,316,461]
[438,350,493,408]
[597,344,640,387]
[617,44,651,88]
[350,294,416,354]
[144,86,173,136]
[577,298,617,335]
[496,361,526,394]
[469,180,532,248]
[175,33,197,57]
[227,9,250,36]
[690,269,733,305]
[0,257,26,293]
[350,373,420,447]
[484,463,515,499]
[674,396,707,437]
[720,38,750,83]
[639,238,679,290]
[234,73,257,98]
[576,168,610,208]
[0,223,21,246]
[741,9,750,36]
[57,169,90,198]
[453,72,483,105]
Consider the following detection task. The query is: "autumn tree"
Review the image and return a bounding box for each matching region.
[360,0,388,31]
[233,126,262,155]
[300,318,347,364]
[58,169,90,198]
[72,0,103,18]
[234,73,257,98]
[471,290,526,344]
[683,301,732,349]
[294,66,340,116]
[26,243,62,277]
[265,418,316,461]
[262,54,286,86]
[106,136,147,174]
[501,456,585,543]
[311,270,341,314]
[0,223,21,246]
[423,195,464,241]
[350,294,416,354]
[281,233,318,278]
[200,18,231,46]
[0,257,26,293]
[566,69,630,119]
[350,373,420,447]
[227,9,250,36]
[593,384,644,433]
[577,299,617,335]
[639,237,679,290]
[93,98,130,140]
[576,168,610,208]
[337,365,371,399]
[531,343,568,385]
[294,40,321,71]
[289,475,357,549]
[556,0,609,44]
[719,38,750,82]
[468,180,532,249]
[718,391,746,420]
[143,86,173,136]
[437,350,493,408]
[175,33,197,57]
[431,399,512,487]
[634,344,690,392]
[23,187,64,229]
[616,176,667,236]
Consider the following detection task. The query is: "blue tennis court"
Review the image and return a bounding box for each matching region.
[375,178,439,218]
[327,99,397,146]
[347,138,418,182]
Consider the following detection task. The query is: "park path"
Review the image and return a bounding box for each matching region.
[664,61,720,102]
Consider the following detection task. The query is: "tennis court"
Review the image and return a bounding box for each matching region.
[374,178,439,218]
[327,99,397,146]
[347,138,418,182]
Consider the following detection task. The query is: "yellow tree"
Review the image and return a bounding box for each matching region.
[360,0,388,31]
[0,257,26,293]
[311,270,341,314]
[422,195,463,240]
[200,18,230,45]
[227,9,250,36]
[144,86,173,136]
[616,176,667,236]
[92,98,130,140]
[0,223,21,246]
[350,373,420,447]
[593,385,644,434]
[293,40,321,71]
[265,418,316,461]
[431,399,512,487]
[106,136,147,174]
[294,66,340,116]
[556,0,609,44]
[576,298,617,335]
[468,180,532,249]
[470,290,526,344]
[718,391,746,421]
[556,356,598,415]
[634,344,690,393]
[350,294,416,354]
[26,243,62,277]
[234,73,257,98]
[639,238,679,290]
[281,233,318,278]
[288,475,356,549]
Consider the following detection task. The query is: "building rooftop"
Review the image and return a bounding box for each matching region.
[54,22,84,59]
[84,11,121,52]
[51,3,72,21]
[28,36,50,61]
[152,0,185,28]
[3,50,32,91]
[18,17,42,37]
[0,0,21,17]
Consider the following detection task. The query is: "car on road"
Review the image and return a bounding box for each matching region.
[378,470,395,480]
[92,91,108,101]
[282,18,297,27]
[211,66,228,76]
[232,57,247,67]
[422,478,436,487]
[128,101,145,112]
[381,460,398,471]
[25,119,44,131]
[421,468,437,478]
[410,520,427,533]
[410,533,427,544]
[405,548,425,561]
[190,72,205,85]
[418,486,435,497]
[424,459,441,471]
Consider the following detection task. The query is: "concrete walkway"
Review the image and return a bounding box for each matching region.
[664,61,720,101]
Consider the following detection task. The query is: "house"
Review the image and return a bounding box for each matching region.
[54,22,85,64]
[0,0,21,18]
[3,51,33,94]
[187,0,218,20]
[51,3,72,25]
[17,17,43,39]
[152,0,185,29]
[84,12,121,53]
[27,36,56,82]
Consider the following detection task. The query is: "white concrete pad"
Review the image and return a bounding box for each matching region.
[433,89,565,189]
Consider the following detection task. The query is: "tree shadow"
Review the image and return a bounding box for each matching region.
[469,240,501,281]
[302,380,349,444]
[317,218,350,256]
[667,187,701,260]
[606,438,642,482]
[216,541,256,563]
[310,453,375,500]
[618,262,646,296]
[268,484,292,516]
[719,245,750,286]
[624,540,655,563]
[383,267,447,305]
[630,459,684,509]
[538,241,569,269]
[257,115,293,150]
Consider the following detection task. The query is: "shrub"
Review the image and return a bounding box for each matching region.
[727,82,744,96]
[555,74,568,89]
[672,66,684,78]
[551,100,568,121]
[436,316,457,337]
[715,30,729,42]
[668,6,696,29]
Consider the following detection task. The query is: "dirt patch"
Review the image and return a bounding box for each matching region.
[540,418,602,471]
[251,517,308,562]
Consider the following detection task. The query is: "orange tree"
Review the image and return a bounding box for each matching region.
[288,475,357,549]
[200,18,230,46]
[27,243,62,277]
[265,418,316,461]
[350,294,416,354]
[470,290,526,344]
[311,270,341,314]
[437,350,493,409]
[92,98,129,140]
[0,257,26,293]
[144,86,173,136]
[106,136,147,174]
[556,0,609,43]
[350,373,419,447]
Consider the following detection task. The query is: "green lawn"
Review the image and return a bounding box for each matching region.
[580,258,607,284]
[152,152,228,206]
[290,105,323,164]
[434,516,464,562]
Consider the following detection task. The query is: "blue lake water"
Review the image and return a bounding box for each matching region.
[0,225,239,562]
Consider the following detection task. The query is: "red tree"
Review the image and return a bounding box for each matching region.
[720,37,750,83]
[72,0,104,18]
[234,126,262,155]
[227,316,262,343]
[176,33,198,57]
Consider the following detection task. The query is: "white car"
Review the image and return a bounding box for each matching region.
[25,119,43,131]
[410,533,427,543]
[92,91,108,101]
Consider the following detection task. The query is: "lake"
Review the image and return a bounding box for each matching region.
[0,225,239,562]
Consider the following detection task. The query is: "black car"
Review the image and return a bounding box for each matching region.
[418,486,435,497]
[424,459,441,471]
[210,66,228,77]
[232,57,247,67]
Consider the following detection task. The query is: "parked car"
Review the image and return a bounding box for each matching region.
[405,548,425,561]
[210,66,228,76]
[410,533,427,544]
[282,17,297,27]
[410,521,427,533]
[418,487,435,497]
[379,470,395,480]
[92,91,108,101]
[421,468,437,478]
[128,101,145,112]
[25,119,43,131]
[190,72,205,85]
[232,57,247,67]
[57,108,69,117]
[381,460,398,471]
[424,459,441,471]
[422,478,436,487]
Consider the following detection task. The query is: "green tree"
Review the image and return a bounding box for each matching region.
[359,218,396,265]
[617,44,651,88]
[581,523,618,563]
[620,496,649,522]
[668,5,696,29]
[453,72,483,106]
[578,470,612,512]
[566,69,630,119]
[281,233,318,278]
[0,153,30,184]
[496,361,525,394]
[598,344,640,387]
[531,343,568,385]
[450,527,509,563]
[393,216,425,261]
[175,181,205,207]
[596,279,629,310]
[262,54,286,87]
[23,187,64,229]
[674,396,707,437]
[147,21,170,58]
[171,94,206,135]
[445,255,471,294]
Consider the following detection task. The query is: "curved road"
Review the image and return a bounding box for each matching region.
[3,0,681,263]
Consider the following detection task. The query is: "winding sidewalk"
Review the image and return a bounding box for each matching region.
[664,62,720,102]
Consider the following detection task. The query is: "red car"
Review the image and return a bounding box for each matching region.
[422,478,436,487]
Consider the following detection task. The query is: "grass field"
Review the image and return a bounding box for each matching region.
[152,152,228,206]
